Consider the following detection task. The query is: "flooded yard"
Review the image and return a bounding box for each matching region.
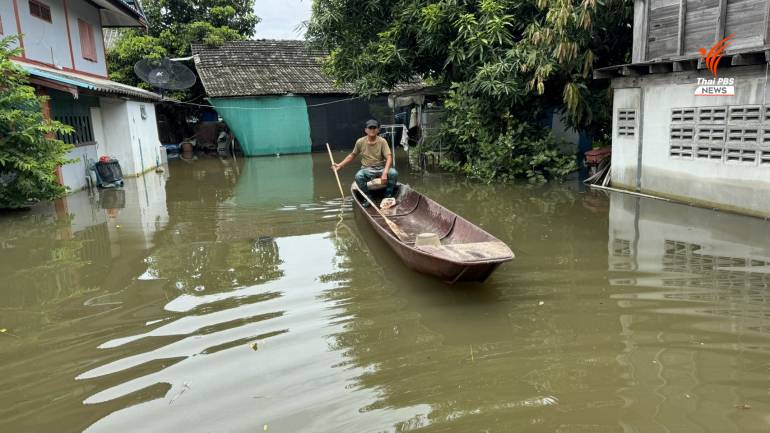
[2,153,770,432]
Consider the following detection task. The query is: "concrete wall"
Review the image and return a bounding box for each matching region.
[98,97,135,174]
[65,0,107,76]
[126,100,162,175]
[610,88,641,189]
[610,65,770,218]
[98,97,161,177]
[60,143,97,191]
[17,0,72,69]
[0,1,20,50]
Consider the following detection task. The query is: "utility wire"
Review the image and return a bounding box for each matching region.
[163,95,368,111]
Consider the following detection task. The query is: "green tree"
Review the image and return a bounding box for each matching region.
[107,1,259,142]
[308,0,632,182]
[107,1,259,90]
[0,36,73,209]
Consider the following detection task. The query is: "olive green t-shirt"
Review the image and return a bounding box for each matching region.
[351,136,391,167]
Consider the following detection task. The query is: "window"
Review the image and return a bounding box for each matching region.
[54,114,95,146]
[29,0,51,23]
[617,109,636,137]
[0,14,4,35]
[78,19,97,62]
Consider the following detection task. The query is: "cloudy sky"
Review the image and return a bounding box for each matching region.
[253,0,313,40]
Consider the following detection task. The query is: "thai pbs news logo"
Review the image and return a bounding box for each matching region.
[694,34,735,96]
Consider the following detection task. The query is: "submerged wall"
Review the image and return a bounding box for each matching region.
[211,95,392,156]
[211,96,312,156]
[610,65,770,218]
[306,95,390,151]
[99,98,162,176]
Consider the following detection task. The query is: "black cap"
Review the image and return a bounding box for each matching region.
[365,119,379,128]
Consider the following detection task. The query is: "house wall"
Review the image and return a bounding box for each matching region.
[0,1,20,50]
[126,100,162,175]
[306,95,389,151]
[99,97,135,174]
[60,143,97,191]
[98,98,162,176]
[48,89,100,191]
[65,0,107,76]
[610,88,642,189]
[11,0,107,76]
[610,65,770,218]
[17,0,72,69]
[636,0,770,62]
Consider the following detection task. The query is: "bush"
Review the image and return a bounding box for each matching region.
[0,36,73,209]
[439,85,576,183]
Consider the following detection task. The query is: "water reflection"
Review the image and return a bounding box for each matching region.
[232,154,314,208]
[608,193,770,432]
[4,155,770,433]
[73,157,425,432]
[0,172,169,432]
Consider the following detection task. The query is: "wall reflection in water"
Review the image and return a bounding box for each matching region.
[74,158,424,433]
[231,154,314,209]
[608,193,770,432]
[0,172,170,432]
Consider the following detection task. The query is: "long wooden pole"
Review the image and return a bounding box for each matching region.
[326,143,345,201]
[353,184,410,242]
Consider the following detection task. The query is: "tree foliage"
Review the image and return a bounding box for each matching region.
[308,0,633,182]
[107,0,259,90]
[0,36,73,209]
[107,0,259,143]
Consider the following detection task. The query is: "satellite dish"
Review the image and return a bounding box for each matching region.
[134,58,197,92]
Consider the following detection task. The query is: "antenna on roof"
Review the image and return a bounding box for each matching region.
[133,58,197,97]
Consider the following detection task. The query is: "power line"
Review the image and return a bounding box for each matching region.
[164,95,367,111]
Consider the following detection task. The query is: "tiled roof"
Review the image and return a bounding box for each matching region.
[192,40,355,98]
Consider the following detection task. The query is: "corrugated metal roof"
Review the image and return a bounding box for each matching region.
[17,62,162,101]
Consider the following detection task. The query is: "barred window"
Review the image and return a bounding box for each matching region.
[29,0,51,23]
[54,114,94,146]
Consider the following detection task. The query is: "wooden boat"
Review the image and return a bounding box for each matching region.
[351,183,514,283]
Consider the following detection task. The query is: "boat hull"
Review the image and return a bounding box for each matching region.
[351,184,513,283]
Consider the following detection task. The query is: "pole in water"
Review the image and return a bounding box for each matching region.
[326,143,346,201]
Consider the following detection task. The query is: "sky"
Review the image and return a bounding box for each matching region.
[253,0,313,40]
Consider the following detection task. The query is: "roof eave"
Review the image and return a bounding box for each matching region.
[94,0,148,28]
[594,47,770,80]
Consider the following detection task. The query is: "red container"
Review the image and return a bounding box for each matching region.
[585,146,612,164]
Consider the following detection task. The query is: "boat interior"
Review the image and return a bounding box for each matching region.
[353,184,514,263]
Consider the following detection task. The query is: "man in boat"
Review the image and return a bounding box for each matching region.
[331,119,398,207]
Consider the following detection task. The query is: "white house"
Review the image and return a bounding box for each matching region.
[597,0,770,218]
[1,0,164,192]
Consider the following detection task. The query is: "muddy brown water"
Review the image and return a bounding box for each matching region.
[2,153,770,433]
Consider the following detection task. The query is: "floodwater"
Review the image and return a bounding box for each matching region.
[2,153,770,433]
